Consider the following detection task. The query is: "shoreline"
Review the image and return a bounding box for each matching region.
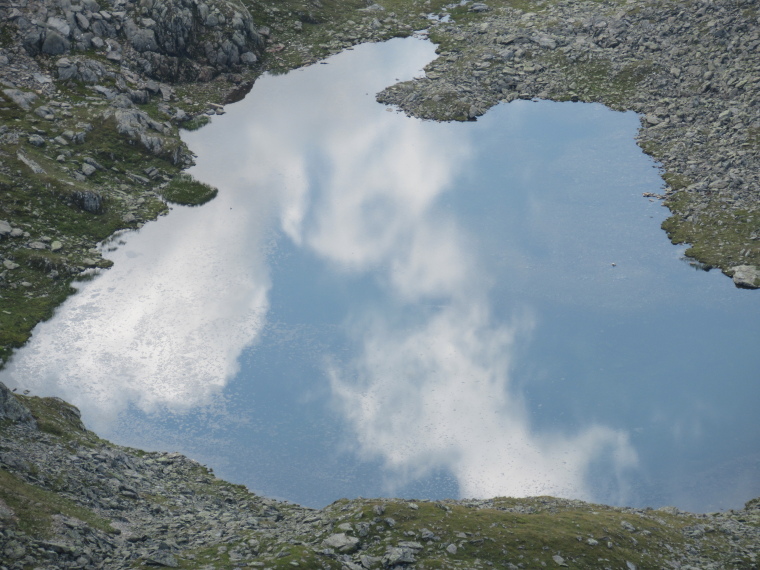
[378,0,760,289]
[1,382,758,568]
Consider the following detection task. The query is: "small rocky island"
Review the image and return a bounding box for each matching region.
[1,0,758,566]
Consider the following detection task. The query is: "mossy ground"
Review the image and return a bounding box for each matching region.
[663,193,760,271]
[180,114,212,131]
[159,172,218,206]
[16,393,93,441]
[0,469,115,538]
[164,496,754,569]
[341,499,694,569]
[0,396,114,538]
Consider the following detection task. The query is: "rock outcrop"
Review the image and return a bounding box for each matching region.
[0,385,35,426]
[5,0,264,82]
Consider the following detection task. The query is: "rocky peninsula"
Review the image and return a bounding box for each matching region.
[381,0,760,287]
[1,0,759,566]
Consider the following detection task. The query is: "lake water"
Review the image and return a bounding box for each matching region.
[2,37,758,512]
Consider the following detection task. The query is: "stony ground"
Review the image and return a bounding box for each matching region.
[1,383,758,570]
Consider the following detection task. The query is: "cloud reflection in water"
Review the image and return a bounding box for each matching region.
[1,36,639,503]
[1,196,273,426]
[191,36,640,502]
[329,302,637,501]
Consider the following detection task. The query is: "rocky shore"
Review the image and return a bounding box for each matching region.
[378,0,760,289]
[1,383,758,569]
[0,0,272,363]
[0,0,441,364]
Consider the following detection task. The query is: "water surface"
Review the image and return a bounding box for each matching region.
[3,37,758,511]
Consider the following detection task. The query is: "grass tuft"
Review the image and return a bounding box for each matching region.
[181,115,212,131]
[0,469,115,538]
[160,173,218,206]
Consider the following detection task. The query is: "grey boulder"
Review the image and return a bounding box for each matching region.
[322,533,360,553]
[2,89,38,110]
[730,265,760,289]
[42,30,70,55]
[0,383,36,426]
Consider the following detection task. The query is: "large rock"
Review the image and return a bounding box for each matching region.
[128,25,159,53]
[41,30,70,55]
[2,89,38,110]
[133,0,264,80]
[322,533,360,553]
[730,265,760,289]
[383,546,416,566]
[22,27,46,55]
[71,190,104,213]
[0,383,36,426]
[113,107,167,139]
[56,57,107,83]
[46,17,71,37]
[17,152,46,175]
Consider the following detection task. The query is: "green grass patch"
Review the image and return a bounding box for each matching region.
[181,114,212,131]
[0,22,15,48]
[316,497,729,569]
[662,171,691,191]
[0,279,75,362]
[542,54,655,107]
[639,139,664,157]
[0,469,114,538]
[662,193,760,271]
[17,393,92,440]
[82,116,176,174]
[160,173,218,206]
[177,539,340,570]
[416,90,472,121]
[747,127,760,147]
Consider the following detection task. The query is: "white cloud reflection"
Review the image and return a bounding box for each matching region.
[329,304,638,500]
[0,36,638,502]
[314,139,639,500]
[0,197,273,427]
